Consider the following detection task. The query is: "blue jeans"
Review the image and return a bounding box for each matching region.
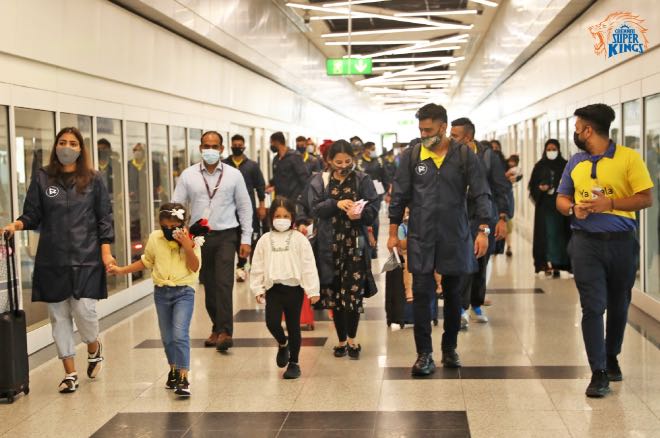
[154,286,195,370]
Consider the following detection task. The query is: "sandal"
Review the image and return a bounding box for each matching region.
[333,345,347,358]
[87,341,104,379]
[58,373,79,394]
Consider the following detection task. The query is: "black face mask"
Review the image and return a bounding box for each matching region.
[231,147,244,157]
[573,131,587,151]
[296,146,306,153]
[270,145,278,153]
[161,226,177,241]
[98,150,111,162]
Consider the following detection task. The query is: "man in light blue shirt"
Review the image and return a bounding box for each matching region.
[173,131,253,351]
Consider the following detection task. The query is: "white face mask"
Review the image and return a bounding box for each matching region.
[273,218,292,232]
[307,145,315,154]
[546,150,559,160]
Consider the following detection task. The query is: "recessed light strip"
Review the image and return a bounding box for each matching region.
[395,9,479,17]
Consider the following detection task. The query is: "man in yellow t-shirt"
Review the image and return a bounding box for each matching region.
[557,103,654,399]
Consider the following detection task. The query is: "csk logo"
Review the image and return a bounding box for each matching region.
[589,12,649,58]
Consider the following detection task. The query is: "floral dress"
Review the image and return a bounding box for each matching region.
[320,172,366,313]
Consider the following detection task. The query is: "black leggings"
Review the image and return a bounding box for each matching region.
[265,284,304,363]
[333,308,361,342]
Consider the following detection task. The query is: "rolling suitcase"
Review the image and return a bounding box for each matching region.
[385,266,406,328]
[0,236,30,403]
[402,293,440,328]
[283,293,315,331]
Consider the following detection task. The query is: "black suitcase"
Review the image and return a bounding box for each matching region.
[385,266,407,328]
[402,295,439,327]
[0,236,30,403]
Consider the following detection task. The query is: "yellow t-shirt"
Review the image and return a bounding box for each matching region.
[420,146,445,168]
[141,230,202,287]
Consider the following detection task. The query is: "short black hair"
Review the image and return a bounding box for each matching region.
[491,139,502,148]
[508,154,520,165]
[350,136,363,143]
[415,103,448,123]
[574,103,616,136]
[97,138,111,148]
[296,135,306,142]
[231,134,245,143]
[201,131,223,145]
[269,197,297,227]
[328,139,354,160]
[270,131,286,145]
[364,141,375,149]
[451,117,475,137]
[545,138,561,150]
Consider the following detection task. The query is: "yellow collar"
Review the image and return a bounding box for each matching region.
[131,159,145,172]
[303,152,309,162]
[362,153,372,162]
[232,157,244,167]
[468,141,478,153]
[420,147,445,168]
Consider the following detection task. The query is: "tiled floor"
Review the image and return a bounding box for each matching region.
[2,223,660,438]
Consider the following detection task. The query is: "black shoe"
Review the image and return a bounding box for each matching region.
[175,375,191,397]
[283,362,301,379]
[552,270,560,278]
[165,368,179,390]
[333,345,347,358]
[585,370,610,398]
[347,344,361,360]
[607,356,623,382]
[276,344,290,368]
[411,353,436,377]
[441,350,462,368]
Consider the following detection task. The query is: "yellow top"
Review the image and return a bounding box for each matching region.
[232,157,244,167]
[141,230,202,287]
[420,146,445,168]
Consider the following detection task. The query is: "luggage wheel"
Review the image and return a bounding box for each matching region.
[6,392,14,403]
[399,323,405,329]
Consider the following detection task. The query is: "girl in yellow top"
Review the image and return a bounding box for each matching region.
[109,203,202,397]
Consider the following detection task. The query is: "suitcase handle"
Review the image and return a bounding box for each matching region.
[4,235,19,314]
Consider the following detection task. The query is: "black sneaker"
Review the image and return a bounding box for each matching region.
[175,375,191,397]
[441,350,462,368]
[607,356,623,382]
[283,362,301,379]
[276,344,290,368]
[165,368,179,390]
[411,353,436,377]
[347,344,362,360]
[333,345,347,358]
[58,373,79,394]
[87,341,104,379]
[585,370,610,398]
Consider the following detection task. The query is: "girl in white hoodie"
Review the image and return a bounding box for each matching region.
[250,197,320,379]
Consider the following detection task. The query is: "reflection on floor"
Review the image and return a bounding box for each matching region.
[2,228,660,438]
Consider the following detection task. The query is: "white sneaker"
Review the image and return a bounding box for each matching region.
[460,310,469,330]
[470,306,489,323]
[235,267,247,283]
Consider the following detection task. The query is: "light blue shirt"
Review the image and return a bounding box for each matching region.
[173,162,253,245]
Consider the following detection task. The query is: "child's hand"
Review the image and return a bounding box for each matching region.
[107,265,124,275]
[310,296,320,305]
[256,294,266,304]
[174,227,194,249]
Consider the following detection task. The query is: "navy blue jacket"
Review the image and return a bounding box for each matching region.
[389,139,492,276]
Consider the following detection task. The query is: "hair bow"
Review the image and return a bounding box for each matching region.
[170,209,185,220]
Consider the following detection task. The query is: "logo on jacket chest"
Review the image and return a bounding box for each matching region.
[415,162,428,176]
[46,186,60,198]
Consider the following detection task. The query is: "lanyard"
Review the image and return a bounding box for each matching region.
[199,163,224,200]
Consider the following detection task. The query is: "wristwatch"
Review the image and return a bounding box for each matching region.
[478,226,491,236]
[568,204,575,216]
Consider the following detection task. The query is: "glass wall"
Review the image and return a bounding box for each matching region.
[188,128,202,165]
[171,126,187,188]
[644,94,660,300]
[126,122,150,283]
[610,104,621,144]
[15,108,55,329]
[623,99,641,150]
[150,124,170,225]
[97,118,128,293]
[0,107,10,227]
[60,113,92,158]
[558,118,568,156]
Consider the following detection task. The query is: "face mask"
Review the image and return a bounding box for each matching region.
[307,145,315,154]
[296,145,306,154]
[56,147,80,166]
[133,150,144,161]
[98,150,111,163]
[161,226,178,241]
[201,148,220,165]
[231,147,244,157]
[272,218,292,232]
[421,135,441,149]
[546,151,559,160]
[573,131,587,151]
[368,150,378,158]
[270,145,278,153]
[335,164,354,176]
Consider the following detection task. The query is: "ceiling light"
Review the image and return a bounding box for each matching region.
[322,0,390,6]
[395,10,478,17]
[470,0,498,7]
[360,80,451,86]
[356,56,464,84]
[325,40,429,46]
[406,45,461,54]
[372,66,413,71]
[404,85,428,89]
[373,57,454,62]
[321,25,472,38]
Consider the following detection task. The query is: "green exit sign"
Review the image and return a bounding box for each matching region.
[326,58,373,76]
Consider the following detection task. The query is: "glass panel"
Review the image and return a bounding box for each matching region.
[550,120,558,139]
[0,107,10,227]
[610,104,621,144]
[60,113,92,154]
[188,128,202,165]
[567,116,578,157]
[97,118,128,293]
[150,124,170,225]
[558,118,567,156]
[15,108,55,330]
[644,94,660,300]
[171,126,187,188]
[126,122,150,283]
[623,99,641,150]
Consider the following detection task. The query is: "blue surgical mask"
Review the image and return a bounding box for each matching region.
[201,148,220,165]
